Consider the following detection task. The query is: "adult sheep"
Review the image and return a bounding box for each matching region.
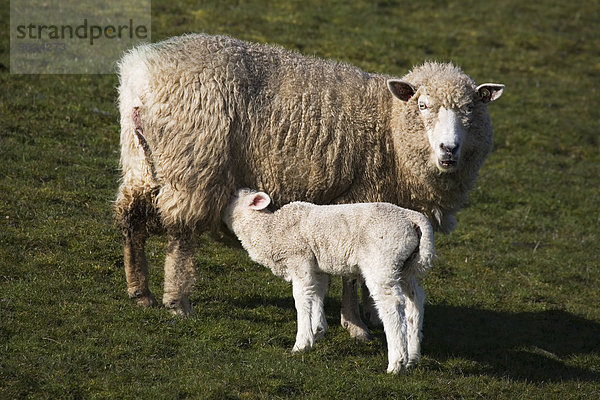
[114,33,504,340]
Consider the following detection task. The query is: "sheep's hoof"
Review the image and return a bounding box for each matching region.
[129,290,158,308]
[342,319,373,342]
[353,330,374,343]
[164,298,192,316]
[134,294,158,308]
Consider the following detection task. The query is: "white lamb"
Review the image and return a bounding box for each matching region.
[222,188,436,374]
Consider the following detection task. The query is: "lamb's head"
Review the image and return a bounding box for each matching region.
[388,62,504,173]
[222,188,272,233]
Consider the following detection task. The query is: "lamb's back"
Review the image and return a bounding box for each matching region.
[272,202,420,274]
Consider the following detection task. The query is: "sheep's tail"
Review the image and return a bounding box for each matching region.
[132,106,158,183]
[404,209,436,276]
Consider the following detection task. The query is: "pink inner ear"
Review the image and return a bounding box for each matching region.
[249,193,270,210]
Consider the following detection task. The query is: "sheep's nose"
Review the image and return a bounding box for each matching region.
[440,143,459,157]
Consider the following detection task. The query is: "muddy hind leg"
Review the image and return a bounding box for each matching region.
[340,277,373,342]
[115,188,157,308]
[162,228,196,316]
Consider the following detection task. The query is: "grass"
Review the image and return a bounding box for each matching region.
[1,0,599,398]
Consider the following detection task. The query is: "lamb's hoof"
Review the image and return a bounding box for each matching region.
[342,319,373,342]
[164,298,192,316]
[129,290,158,308]
[387,361,406,375]
[406,355,421,369]
[291,342,312,353]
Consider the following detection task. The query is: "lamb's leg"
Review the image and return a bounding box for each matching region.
[292,264,318,352]
[115,187,157,308]
[361,281,383,326]
[401,276,426,368]
[340,277,373,342]
[162,228,196,316]
[311,273,329,340]
[364,277,408,374]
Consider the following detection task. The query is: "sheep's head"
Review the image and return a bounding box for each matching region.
[388,62,504,173]
[222,188,272,233]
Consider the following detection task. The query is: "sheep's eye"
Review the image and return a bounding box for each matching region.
[418,101,428,111]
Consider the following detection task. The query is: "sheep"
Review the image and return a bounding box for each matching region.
[222,188,435,374]
[114,33,504,337]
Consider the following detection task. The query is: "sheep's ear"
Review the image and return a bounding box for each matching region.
[477,83,505,103]
[387,79,415,101]
[248,192,271,210]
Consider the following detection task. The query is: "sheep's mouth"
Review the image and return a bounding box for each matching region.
[437,159,458,172]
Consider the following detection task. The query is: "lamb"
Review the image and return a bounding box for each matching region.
[114,33,504,339]
[222,189,435,374]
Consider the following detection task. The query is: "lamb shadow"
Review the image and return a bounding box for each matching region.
[226,295,600,382]
[422,304,600,382]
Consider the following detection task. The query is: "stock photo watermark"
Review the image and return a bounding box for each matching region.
[10,0,151,74]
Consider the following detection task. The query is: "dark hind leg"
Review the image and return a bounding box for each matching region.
[162,227,196,316]
[115,186,157,308]
[340,277,373,342]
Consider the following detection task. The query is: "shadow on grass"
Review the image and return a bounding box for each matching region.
[225,295,599,382]
[424,304,600,382]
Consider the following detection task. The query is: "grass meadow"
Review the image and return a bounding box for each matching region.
[1,0,599,398]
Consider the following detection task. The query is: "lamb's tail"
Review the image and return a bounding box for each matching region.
[404,209,436,276]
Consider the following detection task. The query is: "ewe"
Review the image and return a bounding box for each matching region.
[223,189,435,374]
[114,34,503,340]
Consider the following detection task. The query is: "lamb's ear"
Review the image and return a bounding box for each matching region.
[477,83,505,103]
[387,79,415,101]
[248,192,271,210]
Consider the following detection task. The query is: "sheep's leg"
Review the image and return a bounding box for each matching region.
[162,228,196,316]
[364,277,408,374]
[291,272,317,352]
[311,273,329,340]
[123,226,156,307]
[115,188,157,308]
[361,281,383,327]
[340,278,373,342]
[402,276,425,367]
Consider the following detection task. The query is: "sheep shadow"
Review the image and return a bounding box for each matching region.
[422,304,600,382]
[227,295,599,382]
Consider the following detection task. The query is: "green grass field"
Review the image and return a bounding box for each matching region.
[1,0,599,398]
